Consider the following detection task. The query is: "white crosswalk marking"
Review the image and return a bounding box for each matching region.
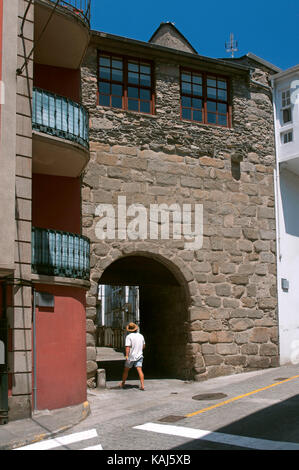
[134,422,299,450]
[83,444,103,450]
[14,429,103,450]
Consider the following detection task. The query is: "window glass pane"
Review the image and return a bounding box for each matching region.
[207,101,217,112]
[282,90,291,107]
[128,62,139,72]
[128,99,139,111]
[181,72,191,82]
[111,96,122,108]
[140,64,151,74]
[128,72,139,84]
[182,82,192,94]
[192,98,202,109]
[140,101,150,113]
[99,67,110,80]
[182,96,191,107]
[193,110,202,122]
[193,74,202,84]
[218,89,227,101]
[99,56,110,66]
[283,108,292,123]
[111,69,123,82]
[111,84,122,96]
[207,87,217,99]
[182,108,191,120]
[112,58,123,69]
[128,87,139,98]
[218,80,227,89]
[218,114,227,126]
[99,81,110,94]
[218,103,227,114]
[193,85,202,96]
[140,89,151,100]
[140,74,151,87]
[207,77,216,87]
[207,113,217,124]
[99,94,110,106]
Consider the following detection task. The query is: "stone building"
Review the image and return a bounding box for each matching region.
[81,23,280,384]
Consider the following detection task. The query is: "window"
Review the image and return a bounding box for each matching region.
[281,130,293,144]
[281,89,292,124]
[282,90,291,108]
[181,69,230,127]
[98,53,154,114]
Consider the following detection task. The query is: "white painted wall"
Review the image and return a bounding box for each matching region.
[273,67,299,364]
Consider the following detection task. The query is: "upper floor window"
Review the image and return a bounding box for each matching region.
[98,53,154,114]
[281,89,292,124]
[180,69,230,127]
[281,130,293,144]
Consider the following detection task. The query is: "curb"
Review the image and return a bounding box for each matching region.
[0,400,91,450]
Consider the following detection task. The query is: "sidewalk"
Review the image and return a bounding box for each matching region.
[0,400,90,450]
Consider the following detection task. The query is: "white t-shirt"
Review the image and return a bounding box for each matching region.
[125,332,145,361]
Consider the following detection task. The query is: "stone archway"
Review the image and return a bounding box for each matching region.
[87,249,203,383]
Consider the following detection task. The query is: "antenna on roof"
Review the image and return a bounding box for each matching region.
[225,33,238,58]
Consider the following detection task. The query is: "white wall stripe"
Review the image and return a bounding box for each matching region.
[15,429,98,450]
[134,422,299,450]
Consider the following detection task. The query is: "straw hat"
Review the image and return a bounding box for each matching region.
[126,322,138,332]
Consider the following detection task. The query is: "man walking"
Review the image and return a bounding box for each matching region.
[120,322,145,391]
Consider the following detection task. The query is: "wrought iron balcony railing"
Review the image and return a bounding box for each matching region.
[32,88,89,149]
[32,227,90,281]
[48,0,91,26]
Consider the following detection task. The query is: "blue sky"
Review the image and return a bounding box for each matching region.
[91,0,298,71]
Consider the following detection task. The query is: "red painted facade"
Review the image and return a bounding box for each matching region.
[34,284,86,410]
[33,64,81,102]
[32,174,81,234]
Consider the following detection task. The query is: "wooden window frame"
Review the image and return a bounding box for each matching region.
[180,67,231,128]
[97,51,155,115]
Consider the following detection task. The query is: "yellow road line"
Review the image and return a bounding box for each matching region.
[185,374,299,418]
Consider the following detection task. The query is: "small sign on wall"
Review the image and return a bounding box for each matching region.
[35,292,55,308]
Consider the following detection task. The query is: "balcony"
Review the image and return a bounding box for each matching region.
[32,88,89,177]
[34,0,91,69]
[32,227,90,281]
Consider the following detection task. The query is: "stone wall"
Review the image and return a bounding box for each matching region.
[81,43,278,382]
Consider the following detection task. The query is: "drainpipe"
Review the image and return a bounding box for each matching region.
[32,288,37,411]
[270,76,282,362]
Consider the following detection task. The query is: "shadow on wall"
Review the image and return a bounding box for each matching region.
[280,168,299,237]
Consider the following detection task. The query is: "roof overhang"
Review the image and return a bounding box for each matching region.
[271,64,299,82]
[91,30,250,77]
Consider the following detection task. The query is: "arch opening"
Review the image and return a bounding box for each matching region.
[96,255,191,380]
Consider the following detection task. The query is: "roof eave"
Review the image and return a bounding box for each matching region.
[90,30,250,74]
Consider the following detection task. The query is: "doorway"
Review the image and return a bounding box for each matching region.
[96,255,190,380]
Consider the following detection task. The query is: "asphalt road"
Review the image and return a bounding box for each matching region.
[14,363,299,453]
